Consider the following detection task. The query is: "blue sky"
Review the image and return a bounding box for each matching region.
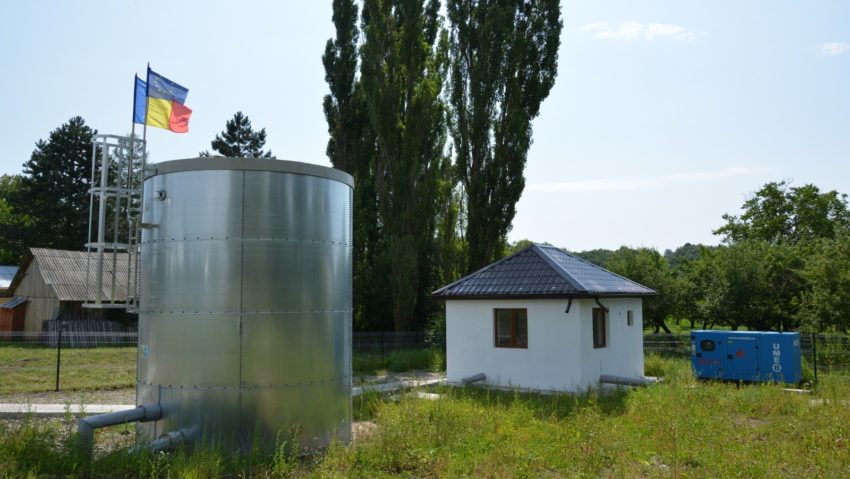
[1,1,848,252]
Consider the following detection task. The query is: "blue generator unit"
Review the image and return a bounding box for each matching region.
[691,330,802,384]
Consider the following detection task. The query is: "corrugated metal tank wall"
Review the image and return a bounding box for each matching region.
[137,158,353,451]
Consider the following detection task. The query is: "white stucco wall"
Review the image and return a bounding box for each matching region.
[446,297,645,392]
[577,297,645,389]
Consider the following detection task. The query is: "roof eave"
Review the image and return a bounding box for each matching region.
[431,291,657,300]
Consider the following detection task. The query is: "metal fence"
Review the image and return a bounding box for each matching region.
[644,332,850,375]
[2,330,849,392]
[0,331,137,348]
[0,331,444,350]
[352,331,445,354]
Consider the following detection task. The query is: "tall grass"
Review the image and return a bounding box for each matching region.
[2,355,849,477]
[352,348,445,377]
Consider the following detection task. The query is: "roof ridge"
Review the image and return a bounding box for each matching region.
[530,244,587,292]
[536,244,656,294]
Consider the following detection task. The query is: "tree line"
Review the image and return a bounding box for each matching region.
[322,0,562,331]
[556,181,850,334]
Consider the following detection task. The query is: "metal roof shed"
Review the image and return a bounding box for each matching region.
[432,244,655,392]
[8,248,135,331]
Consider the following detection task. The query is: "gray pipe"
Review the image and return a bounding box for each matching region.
[147,425,199,452]
[78,404,161,456]
[462,373,486,384]
[599,374,657,387]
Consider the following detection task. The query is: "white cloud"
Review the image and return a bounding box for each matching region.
[819,42,850,56]
[527,167,764,193]
[581,22,702,43]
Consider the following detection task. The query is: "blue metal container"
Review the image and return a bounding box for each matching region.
[691,331,801,384]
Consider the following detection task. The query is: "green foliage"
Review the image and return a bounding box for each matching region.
[663,242,711,269]
[0,174,30,263]
[573,247,615,267]
[353,348,446,376]
[0,117,97,260]
[504,238,535,256]
[678,241,806,331]
[605,247,677,333]
[798,230,850,331]
[323,0,456,331]
[323,0,390,331]
[715,180,850,244]
[447,0,563,272]
[200,111,272,158]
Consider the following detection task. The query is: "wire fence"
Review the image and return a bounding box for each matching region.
[2,330,848,394]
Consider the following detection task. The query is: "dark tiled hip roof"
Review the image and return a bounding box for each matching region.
[432,244,655,299]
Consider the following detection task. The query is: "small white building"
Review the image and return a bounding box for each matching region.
[433,243,656,392]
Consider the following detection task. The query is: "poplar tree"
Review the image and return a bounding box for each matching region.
[323,0,391,329]
[360,0,450,331]
[201,111,273,158]
[447,0,562,271]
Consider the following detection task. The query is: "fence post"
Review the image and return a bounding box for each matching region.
[55,323,63,392]
[812,332,818,387]
[380,331,385,361]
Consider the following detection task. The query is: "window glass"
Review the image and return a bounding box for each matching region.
[494,308,528,348]
[496,314,513,347]
[700,339,715,352]
[627,310,634,326]
[515,310,528,347]
[592,307,607,348]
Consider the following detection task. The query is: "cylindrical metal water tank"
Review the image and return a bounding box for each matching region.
[137,157,353,451]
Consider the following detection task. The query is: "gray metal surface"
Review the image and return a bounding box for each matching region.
[137,159,352,452]
[147,157,354,187]
[432,244,655,299]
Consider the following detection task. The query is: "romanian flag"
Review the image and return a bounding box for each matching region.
[133,67,192,133]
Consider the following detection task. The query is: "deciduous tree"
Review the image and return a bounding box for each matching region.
[715,181,850,244]
[360,0,451,331]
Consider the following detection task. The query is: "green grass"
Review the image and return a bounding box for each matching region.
[0,346,446,395]
[2,355,849,477]
[353,348,446,377]
[0,346,136,394]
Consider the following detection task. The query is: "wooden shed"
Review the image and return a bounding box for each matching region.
[8,248,135,332]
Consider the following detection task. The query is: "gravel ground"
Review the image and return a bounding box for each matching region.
[354,370,445,386]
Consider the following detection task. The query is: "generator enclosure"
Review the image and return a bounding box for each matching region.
[136,157,353,451]
[691,330,801,383]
